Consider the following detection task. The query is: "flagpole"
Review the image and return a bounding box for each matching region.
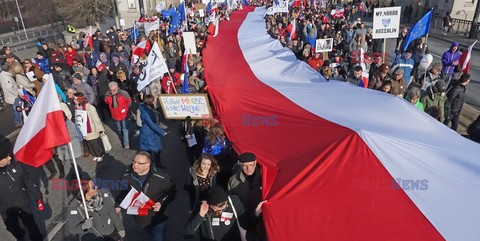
[68,142,90,219]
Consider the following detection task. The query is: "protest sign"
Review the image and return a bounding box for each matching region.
[273,0,288,13]
[144,19,159,34]
[183,32,197,55]
[137,42,168,91]
[159,94,212,119]
[373,7,401,39]
[315,38,333,52]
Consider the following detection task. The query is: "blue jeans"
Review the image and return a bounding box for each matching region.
[12,106,22,125]
[147,221,166,241]
[116,119,129,146]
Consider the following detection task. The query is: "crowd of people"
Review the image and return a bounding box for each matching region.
[0,0,480,241]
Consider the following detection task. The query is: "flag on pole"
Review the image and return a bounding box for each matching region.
[13,74,70,167]
[133,40,147,57]
[119,187,156,216]
[182,51,190,94]
[330,8,345,19]
[359,48,369,88]
[358,2,367,13]
[458,40,477,74]
[286,19,296,40]
[213,17,220,37]
[83,26,93,50]
[403,9,433,51]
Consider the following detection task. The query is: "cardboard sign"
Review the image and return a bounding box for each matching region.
[159,94,212,119]
[195,3,207,12]
[183,32,197,55]
[373,7,401,39]
[315,38,333,53]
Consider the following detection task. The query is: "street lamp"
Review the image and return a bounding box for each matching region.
[14,0,28,40]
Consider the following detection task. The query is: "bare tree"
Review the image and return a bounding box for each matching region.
[53,0,115,27]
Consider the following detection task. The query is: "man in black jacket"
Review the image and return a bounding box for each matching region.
[445,73,470,131]
[53,64,72,92]
[0,148,44,241]
[115,151,174,241]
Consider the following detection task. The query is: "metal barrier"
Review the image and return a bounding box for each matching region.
[1,24,64,53]
[432,15,475,37]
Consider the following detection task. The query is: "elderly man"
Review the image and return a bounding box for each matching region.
[115,152,174,241]
[391,50,415,86]
[228,152,266,241]
[391,68,407,97]
[105,81,131,149]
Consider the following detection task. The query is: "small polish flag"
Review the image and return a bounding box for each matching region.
[132,40,147,57]
[286,19,296,40]
[359,48,369,88]
[120,187,156,216]
[459,40,477,74]
[83,26,93,50]
[13,74,70,167]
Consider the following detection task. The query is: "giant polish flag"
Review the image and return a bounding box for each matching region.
[203,7,480,241]
[14,75,69,167]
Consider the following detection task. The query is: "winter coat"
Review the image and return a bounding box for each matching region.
[390,77,407,97]
[35,57,50,74]
[67,190,124,238]
[369,73,392,90]
[15,74,35,94]
[115,165,174,229]
[75,103,105,140]
[0,70,19,104]
[56,119,83,161]
[445,82,466,114]
[308,57,324,71]
[441,42,461,74]
[65,49,80,68]
[391,55,414,85]
[467,115,480,143]
[0,160,42,212]
[189,167,217,205]
[161,73,181,94]
[185,195,244,241]
[105,89,131,121]
[95,71,110,99]
[72,82,96,105]
[139,103,167,152]
[52,69,72,91]
[421,86,447,122]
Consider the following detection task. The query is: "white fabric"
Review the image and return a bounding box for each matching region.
[14,75,60,152]
[238,7,480,241]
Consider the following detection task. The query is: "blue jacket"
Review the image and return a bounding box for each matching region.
[442,42,461,74]
[392,55,415,86]
[35,57,50,74]
[139,103,166,152]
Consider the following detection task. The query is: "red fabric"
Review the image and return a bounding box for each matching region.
[202,7,445,241]
[105,92,131,121]
[66,49,78,68]
[15,110,69,167]
[307,57,323,70]
[458,48,470,74]
[207,23,216,35]
[286,20,296,39]
[161,73,182,93]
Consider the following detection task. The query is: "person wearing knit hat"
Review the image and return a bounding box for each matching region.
[0,147,44,241]
[228,152,267,240]
[421,79,448,122]
[185,186,247,241]
[71,72,96,105]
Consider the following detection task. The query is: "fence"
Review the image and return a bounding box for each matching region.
[431,14,478,37]
[0,23,64,53]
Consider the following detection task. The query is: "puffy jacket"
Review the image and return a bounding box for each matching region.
[441,42,461,74]
[35,57,50,74]
[421,86,447,122]
[105,89,131,121]
[391,55,414,86]
[52,69,72,91]
[0,70,19,105]
[445,82,466,114]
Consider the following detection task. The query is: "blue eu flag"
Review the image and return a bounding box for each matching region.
[169,2,186,35]
[403,9,433,51]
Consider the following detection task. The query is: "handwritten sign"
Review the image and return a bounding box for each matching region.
[159,94,212,119]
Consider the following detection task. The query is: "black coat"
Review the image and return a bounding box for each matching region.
[0,161,42,212]
[446,82,466,114]
[115,166,174,229]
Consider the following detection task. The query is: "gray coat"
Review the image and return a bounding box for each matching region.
[71,81,96,105]
[56,119,83,161]
[67,190,124,238]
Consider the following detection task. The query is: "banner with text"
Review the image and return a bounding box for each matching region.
[159,94,212,119]
[373,7,401,39]
[137,42,168,91]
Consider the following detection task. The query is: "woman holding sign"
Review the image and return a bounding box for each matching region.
[73,92,105,162]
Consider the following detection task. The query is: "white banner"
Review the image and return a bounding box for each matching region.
[265,7,274,15]
[315,38,333,53]
[155,2,165,13]
[144,19,159,34]
[159,94,212,119]
[183,32,197,55]
[372,7,401,39]
[273,0,288,13]
[137,42,169,91]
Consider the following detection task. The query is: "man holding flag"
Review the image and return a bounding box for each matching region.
[403,9,433,52]
[115,151,175,241]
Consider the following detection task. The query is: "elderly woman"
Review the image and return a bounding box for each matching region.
[73,92,105,162]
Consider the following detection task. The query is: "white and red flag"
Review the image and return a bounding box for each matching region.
[286,19,296,40]
[359,47,369,88]
[13,74,69,167]
[83,26,93,50]
[458,40,477,74]
[119,187,156,216]
[132,40,147,57]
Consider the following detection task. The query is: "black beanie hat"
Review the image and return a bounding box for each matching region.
[238,152,256,163]
[73,73,83,80]
[207,186,228,205]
